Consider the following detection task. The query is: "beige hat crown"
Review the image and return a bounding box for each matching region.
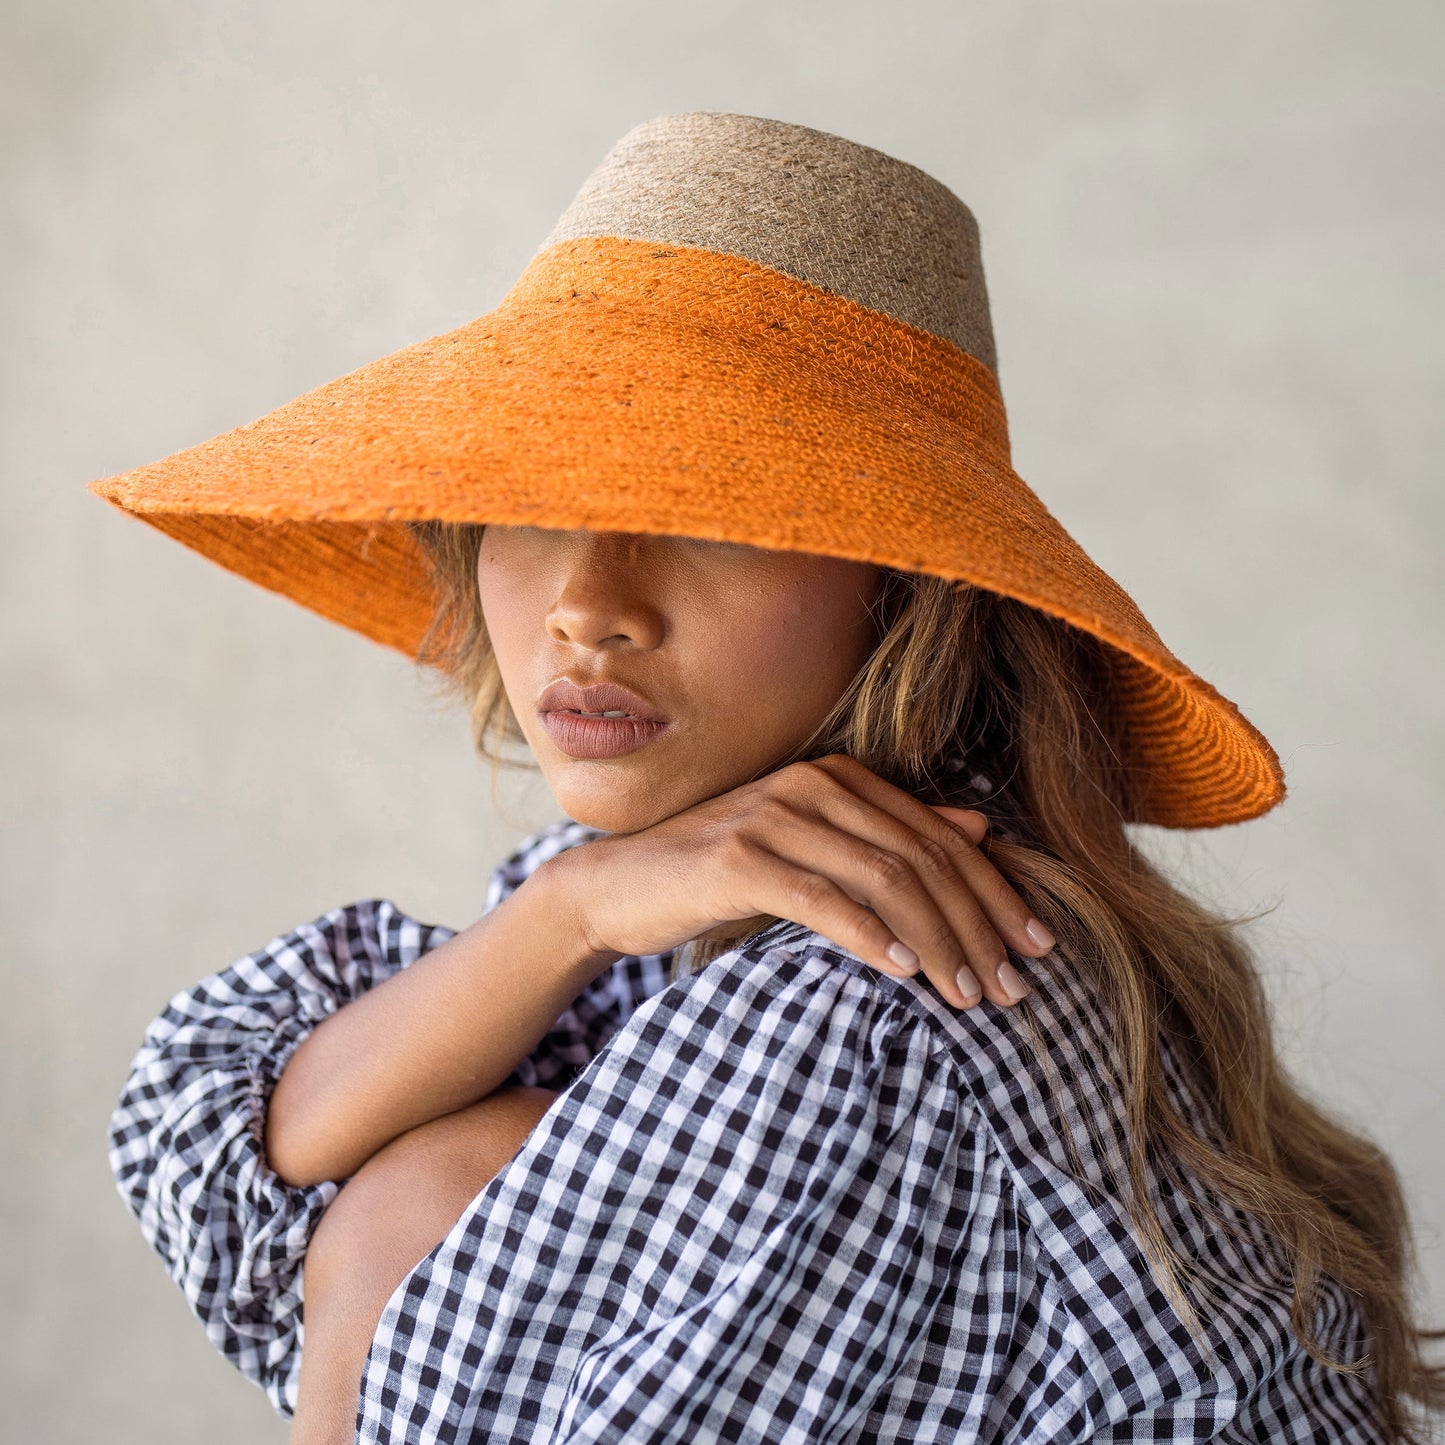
[542,110,999,375]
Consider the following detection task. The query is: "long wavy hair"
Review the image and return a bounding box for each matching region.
[405,519,1442,1441]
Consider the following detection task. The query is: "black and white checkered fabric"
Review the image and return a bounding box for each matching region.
[109,784,1387,1442]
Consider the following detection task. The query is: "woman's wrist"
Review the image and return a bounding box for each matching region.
[532,842,627,980]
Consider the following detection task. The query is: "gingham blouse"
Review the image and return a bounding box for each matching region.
[108,766,1386,1443]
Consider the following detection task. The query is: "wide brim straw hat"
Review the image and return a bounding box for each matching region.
[87,109,1285,830]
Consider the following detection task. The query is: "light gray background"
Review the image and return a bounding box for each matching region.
[4,2,1441,1439]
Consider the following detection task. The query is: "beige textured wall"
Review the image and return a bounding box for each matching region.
[4,2,1441,1438]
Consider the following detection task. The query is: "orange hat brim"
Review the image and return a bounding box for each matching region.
[88,235,1285,829]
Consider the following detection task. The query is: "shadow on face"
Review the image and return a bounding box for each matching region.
[476,525,885,832]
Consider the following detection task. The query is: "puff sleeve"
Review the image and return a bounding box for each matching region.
[355,932,990,1445]
[106,898,456,1417]
[105,817,620,1420]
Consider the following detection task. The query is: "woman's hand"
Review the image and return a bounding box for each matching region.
[553,752,1054,1011]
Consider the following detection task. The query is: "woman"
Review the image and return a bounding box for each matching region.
[95,111,1442,1441]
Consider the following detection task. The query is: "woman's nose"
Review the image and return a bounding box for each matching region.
[545,534,666,651]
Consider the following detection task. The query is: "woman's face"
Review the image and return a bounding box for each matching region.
[477,526,885,833]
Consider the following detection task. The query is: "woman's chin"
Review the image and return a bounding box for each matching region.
[538,745,772,836]
[544,777,681,836]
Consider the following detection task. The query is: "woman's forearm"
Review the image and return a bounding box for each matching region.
[265,848,614,1186]
[288,1085,562,1445]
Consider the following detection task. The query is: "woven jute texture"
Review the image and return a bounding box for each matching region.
[86,110,1286,830]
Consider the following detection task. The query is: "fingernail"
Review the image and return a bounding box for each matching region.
[997,959,1032,1002]
[955,964,982,1004]
[886,941,919,971]
[1023,917,1055,952]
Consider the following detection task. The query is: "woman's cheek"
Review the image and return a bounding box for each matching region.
[699,606,838,740]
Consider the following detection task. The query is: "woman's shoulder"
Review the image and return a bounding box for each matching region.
[706,917,1194,1195]
[675,924,1203,1257]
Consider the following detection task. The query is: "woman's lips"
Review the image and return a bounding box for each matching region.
[540,709,671,760]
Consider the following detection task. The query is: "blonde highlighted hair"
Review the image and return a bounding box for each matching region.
[406,519,1443,1441]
